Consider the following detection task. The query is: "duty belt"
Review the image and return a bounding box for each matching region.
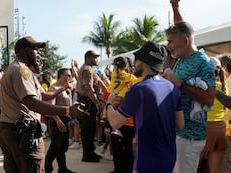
[0,122,16,130]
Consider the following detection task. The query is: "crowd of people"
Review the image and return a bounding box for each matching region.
[0,0,231,173]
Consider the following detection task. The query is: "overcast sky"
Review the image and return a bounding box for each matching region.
[15,0,231,66]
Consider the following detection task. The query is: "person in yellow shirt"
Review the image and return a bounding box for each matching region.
[107,56,137,173]
[220,54,231,137]
[47,70,57,87]
[107,57,137,97]
[219,54,231,173]
[38,72,51,92]
[203,57,228,173]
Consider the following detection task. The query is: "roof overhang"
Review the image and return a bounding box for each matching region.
[194,22,231,56]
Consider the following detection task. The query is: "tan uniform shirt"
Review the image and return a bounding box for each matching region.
[77,64,99,96]
[49,81,72,107]
[0,60,42,123]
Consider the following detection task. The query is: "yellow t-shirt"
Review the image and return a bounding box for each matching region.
[41,83,49,92]
[50,78,57,87]
[107,70,138,97]
[207,81,225,122]
[107,70,139,126]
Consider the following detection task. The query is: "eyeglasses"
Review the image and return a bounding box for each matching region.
[63,74,71,77]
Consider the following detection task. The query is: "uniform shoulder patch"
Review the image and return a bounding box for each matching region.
[20,66,31,80]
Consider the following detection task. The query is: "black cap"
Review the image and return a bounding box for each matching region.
[15,36,46,53]
[84,50,100,59]
[133,41,167,72]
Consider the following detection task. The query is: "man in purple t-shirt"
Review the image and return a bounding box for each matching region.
[106,41,184,173]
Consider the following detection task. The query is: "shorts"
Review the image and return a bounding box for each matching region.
[68,118,78,127]
[204,121,228,151]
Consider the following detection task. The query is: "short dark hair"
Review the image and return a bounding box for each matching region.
[165,21,194,37]
[57,68,70,79]
[84,50,99,59]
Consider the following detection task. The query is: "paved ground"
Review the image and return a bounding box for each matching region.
[0,139,113,173]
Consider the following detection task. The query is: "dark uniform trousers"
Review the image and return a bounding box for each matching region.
[0,122,45,173]
[78,95,97,159]
[111,125,135,173]
[45,116,69,173]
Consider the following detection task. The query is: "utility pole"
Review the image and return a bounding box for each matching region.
[168,11,171,27]
[15,8,20,39]
[22,16,26,36]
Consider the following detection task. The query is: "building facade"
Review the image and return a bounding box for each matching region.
[0,0,14,67]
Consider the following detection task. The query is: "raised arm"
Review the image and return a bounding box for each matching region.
[170,0,183,23]
[41,87,66,101]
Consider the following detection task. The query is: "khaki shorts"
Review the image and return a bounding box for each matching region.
[205,121,228,151]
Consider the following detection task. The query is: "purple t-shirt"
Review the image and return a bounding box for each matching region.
[118,75,183,173]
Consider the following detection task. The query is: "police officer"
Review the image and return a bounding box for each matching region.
[0,36,85,173]
[45,68,76,173]
[77,50,107,162]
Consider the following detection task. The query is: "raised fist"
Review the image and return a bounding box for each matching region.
[170,0,180,7]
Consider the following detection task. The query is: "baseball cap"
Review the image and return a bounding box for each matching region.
[133,41,167,72]
[15,36,46,53]
[85,50,100,58]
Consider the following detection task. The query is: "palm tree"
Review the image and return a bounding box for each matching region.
[113,15,164,55]
[112,28,138,55]
[41,41,66,72]
[82,13,120,58]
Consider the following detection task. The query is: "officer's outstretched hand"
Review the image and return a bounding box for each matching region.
[170,0,180,7]
[70,102,90,119]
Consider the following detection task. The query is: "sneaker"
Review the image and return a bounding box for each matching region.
[111,129,123,137]
[68,138,73,146]
[95,145,106,157]
[69,142,81,149]
[93,152,102,159]
[103,147,113,160]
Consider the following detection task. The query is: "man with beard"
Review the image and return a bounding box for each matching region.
[45,68,76,173]
[163,1,216,173]
[77,50,107,162]
[164,0,215,173]
[106,41,184,173]
[0,36,86,173]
